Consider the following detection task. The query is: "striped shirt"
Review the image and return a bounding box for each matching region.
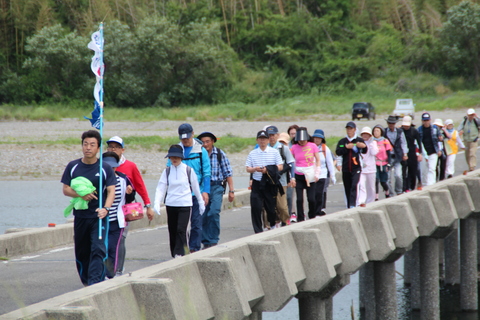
[246,146,283,181]
[210,147,233,182]
[108,176,122,222]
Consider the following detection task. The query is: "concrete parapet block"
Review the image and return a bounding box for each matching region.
[428,189,458,225]
[42,306,97,319]
[149,262,215,319]
[291,229,338,293]
[446,183,475,219]
[378,202,419,261]
[408,196,440,237]
[357,210,396,261]
[327,218,368,275]
[0,224,73,258]
[196,258,251,319]
[248,241,298,312]
[304,220,342,269]
[463,178,480,214]
[267,231,306,287]
[212,245,264,308]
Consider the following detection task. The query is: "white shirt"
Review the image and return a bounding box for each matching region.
[246,146,283,181]
[154,163,205,214]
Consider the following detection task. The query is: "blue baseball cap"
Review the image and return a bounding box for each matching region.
[178,123,193,139]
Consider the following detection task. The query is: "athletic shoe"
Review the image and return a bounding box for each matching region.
[321,209,327,215]
[290,214,297,223]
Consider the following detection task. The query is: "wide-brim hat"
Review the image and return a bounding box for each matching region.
[433,118,444,127]
[385,115,398,123]
[278,132,290,144]
[197,132,217,143]
[295,128,310,141]
[312,129,325,139]
[165,145,184,159]
[361,126,372,135]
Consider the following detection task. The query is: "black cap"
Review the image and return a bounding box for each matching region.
[197,132,217,143]
[345,121,356,129]
[256,130,268,139]
[422,112,431,121]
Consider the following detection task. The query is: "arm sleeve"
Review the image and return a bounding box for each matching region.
[201,148,211,194]
[457,134,465,149]
[325,147,336,178]
[220,150,233,178]
[190,169,205,213]
[128,162,151,205]
[336,140,347,156]
[154,170,168,214]
[400,132,409,154]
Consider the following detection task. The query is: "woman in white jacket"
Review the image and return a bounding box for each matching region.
[357,127,379,207]
[155,145,205,258]
[312,129,336,216]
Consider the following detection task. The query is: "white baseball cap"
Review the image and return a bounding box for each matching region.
[402,116,412,126]
[106,136,124,148]
[468,108,475,115]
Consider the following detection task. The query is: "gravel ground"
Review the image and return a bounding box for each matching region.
[0,109,469,180]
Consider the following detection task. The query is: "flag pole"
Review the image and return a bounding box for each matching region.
[98,22,105,240]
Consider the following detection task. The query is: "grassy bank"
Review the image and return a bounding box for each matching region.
[1,89,480,122]
[0,135,343,154]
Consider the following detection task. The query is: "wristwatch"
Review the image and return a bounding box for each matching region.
[144,204,151,208]
[229,190,235,194]
[104,207,111,212]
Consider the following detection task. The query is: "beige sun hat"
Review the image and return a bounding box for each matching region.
[433,119,444,127]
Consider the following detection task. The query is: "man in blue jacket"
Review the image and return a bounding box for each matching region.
[168,123,211,252]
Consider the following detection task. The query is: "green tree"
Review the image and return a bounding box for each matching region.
[440,1,480,81]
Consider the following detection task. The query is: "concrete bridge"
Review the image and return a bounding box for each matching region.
[1,173,479,319]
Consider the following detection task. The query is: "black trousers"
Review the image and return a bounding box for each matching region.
[166,206,192,257]
[314,178,327,216]
[250,180,277,233]
[295,174,317,221]
[342,170,361,208]
[402,158,417,191]
[74,217,107,286]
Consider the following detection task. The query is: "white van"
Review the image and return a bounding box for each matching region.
[393,99,415,119]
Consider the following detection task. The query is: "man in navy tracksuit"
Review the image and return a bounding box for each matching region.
[61,130,116,286]
[336,121,368,208]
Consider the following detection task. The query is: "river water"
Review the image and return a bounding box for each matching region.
[0,179,476,319]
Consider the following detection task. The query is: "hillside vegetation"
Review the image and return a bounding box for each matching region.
[1,0,480,116]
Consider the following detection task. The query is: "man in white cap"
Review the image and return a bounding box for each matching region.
[458,108,480,171]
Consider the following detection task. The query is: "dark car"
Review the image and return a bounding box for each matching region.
[352,102,375,121]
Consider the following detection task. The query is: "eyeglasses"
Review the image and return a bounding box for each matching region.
[107,145,122,150]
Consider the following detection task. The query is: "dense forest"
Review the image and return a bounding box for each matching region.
[1,0,480,107]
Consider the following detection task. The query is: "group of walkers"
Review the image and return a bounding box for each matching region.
[338,109,478,209]
[61,108,479,286]
[62,124,235,286]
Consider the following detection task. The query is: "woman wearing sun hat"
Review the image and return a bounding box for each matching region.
[444,119,465,178]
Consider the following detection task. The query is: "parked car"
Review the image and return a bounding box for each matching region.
[351,102,375,121]
[393,99,415,119]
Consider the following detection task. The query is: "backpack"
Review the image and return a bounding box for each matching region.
[164,165,192,203]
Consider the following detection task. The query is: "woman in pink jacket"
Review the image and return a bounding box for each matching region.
[357,127,379,207]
